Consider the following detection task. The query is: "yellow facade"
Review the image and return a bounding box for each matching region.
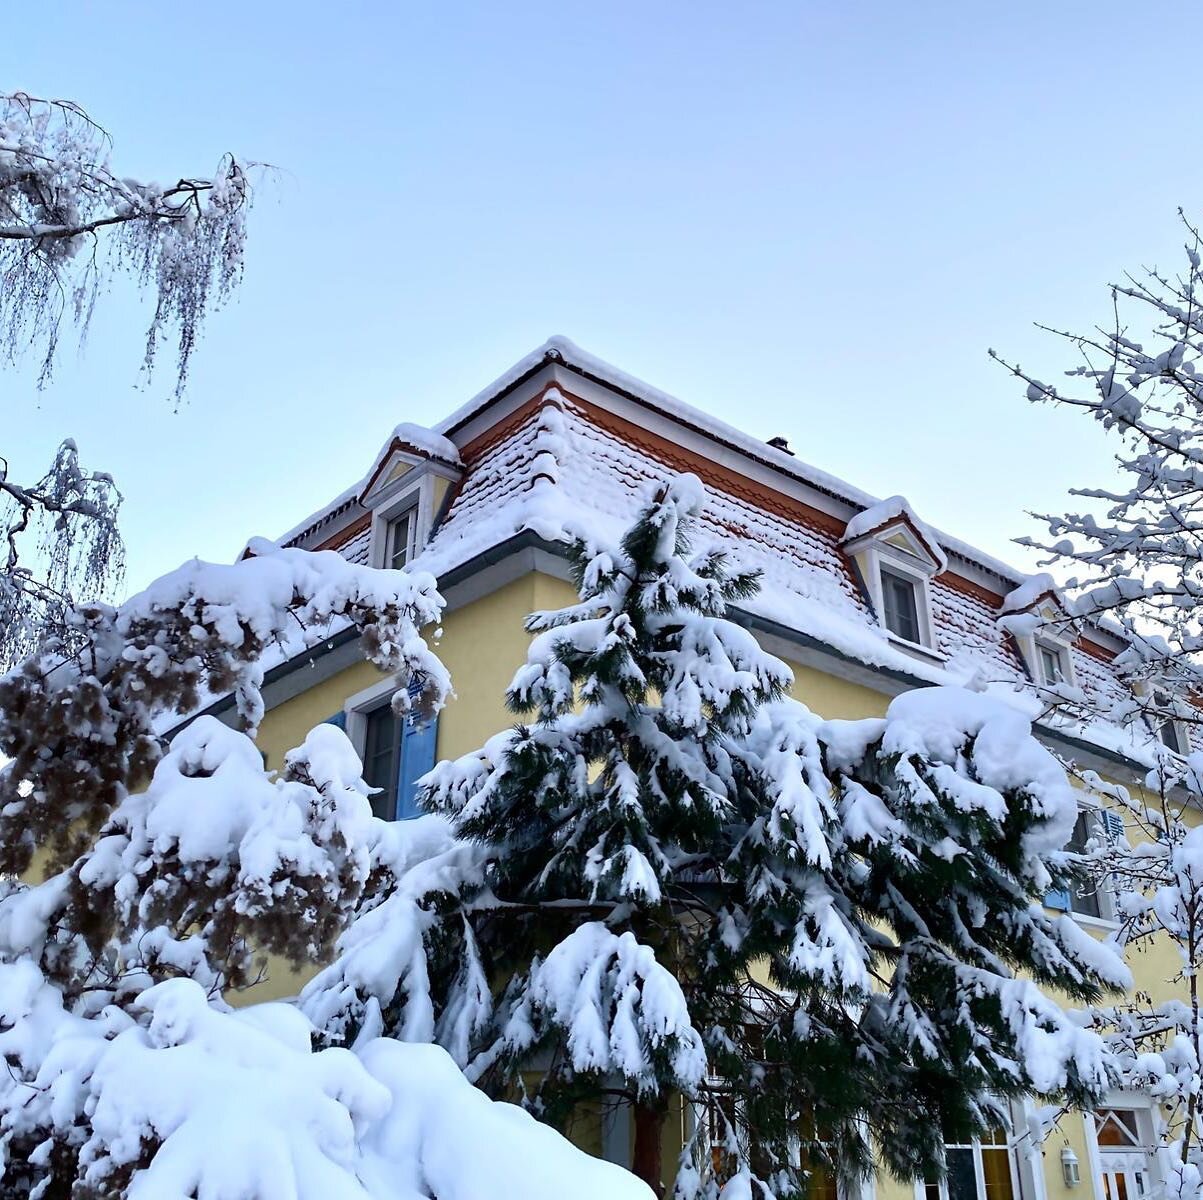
[245,564,1187,1200]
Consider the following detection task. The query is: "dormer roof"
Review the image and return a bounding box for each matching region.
[839,495,948,575]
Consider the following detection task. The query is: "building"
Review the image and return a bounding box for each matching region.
[198,337,1192,1200]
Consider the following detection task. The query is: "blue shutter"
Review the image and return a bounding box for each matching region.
[1102,811,1124,843]
[1045,887,1072,912]
[396,715,438,819]
[324,710,347,730]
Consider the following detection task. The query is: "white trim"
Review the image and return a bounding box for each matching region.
[912,1125,1025,1200]
[342,675,400,758]
[369,474,434,571]
[1083,1094,1164,1200]
[1065,798,1120,927]
[849,540,941,656]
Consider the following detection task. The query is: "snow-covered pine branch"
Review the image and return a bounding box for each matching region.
[0,545,451,877]
[301,475,1127,1200]
[0,90,250,395]
[0,748,647,1200]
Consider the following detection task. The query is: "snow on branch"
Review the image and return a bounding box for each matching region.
[0,967,651,1200]
[0,546,450,876]
[0,437,124,667]
[0,90,251,395]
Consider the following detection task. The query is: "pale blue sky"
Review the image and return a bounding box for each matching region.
[6,1,1197,597]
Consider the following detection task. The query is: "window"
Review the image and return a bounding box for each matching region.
[1037,643,1065,685]
[922,1127,1017,1200]
[348,681,441,822]
[1154,691,1187,754]
[1159,718,1185,754]
[1093,1108,1155,1200]
[1066,810,1104,919]
[881,569,922,643]
[362,705,400,820]
[388,509,416,571]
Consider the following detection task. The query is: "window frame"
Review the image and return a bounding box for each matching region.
[864,545,939,655]
[880,567,923,645]
[1151,689,1191,757]
[914,1124,1022,1200]
[386,506,417,571]
[1036,640,1067,686]
[365,460,456,574]
[1047,801,1121,928]
[360,701,401,820]
[1083,1094,1164,1200]
[343,677,402,820]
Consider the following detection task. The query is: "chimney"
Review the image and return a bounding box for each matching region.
[767,435,794,456]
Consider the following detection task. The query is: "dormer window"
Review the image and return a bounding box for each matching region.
[1154,690,1188,755]
[998,576,1079,691]
[1038,642,1067,686]
[840,496,947,658]
[881,569,921,643]
[1159,719,1185,754]
[359,423,464,575]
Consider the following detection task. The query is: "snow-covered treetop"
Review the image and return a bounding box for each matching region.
[840,493,948,572]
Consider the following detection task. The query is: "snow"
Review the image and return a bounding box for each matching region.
[1000,572,1064,616]
[508,923,707,1094]
[840,494,949,573]
[0,966,651,1200]
[359,423,463,502]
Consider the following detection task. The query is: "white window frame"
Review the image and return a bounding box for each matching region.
[368,477,433,571]
[341,676,402,818]
[1083,1093,1165,1200]
[1064,799,1120,930]
[385,506,417,571]
[1010,619,1078,692]
[911,1107,1032,1200]
[1036,640,1070,687]
[857,543,940,656]
[1152,689,1191,757]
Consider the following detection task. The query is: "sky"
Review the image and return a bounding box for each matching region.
[5,0,1200,601]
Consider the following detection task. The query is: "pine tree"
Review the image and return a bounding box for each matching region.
[305,475,1129,1199]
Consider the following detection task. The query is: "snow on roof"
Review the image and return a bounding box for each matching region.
[840,494,949,573]
[362,422,463,493]
[1000,572,1065,616]
[213,346,1179,772]
[418,395,999,681]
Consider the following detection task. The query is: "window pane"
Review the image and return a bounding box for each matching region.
[946,1148,978,1200]
[1160,719,1183,754]
[881,571,920,642]
[980,1149,1014,1200]
[1095,1109,1140,1147]
[1039,646,1062,684]
[1068,812,1103,918]
[389,513,412,570]
[362,706,399,820]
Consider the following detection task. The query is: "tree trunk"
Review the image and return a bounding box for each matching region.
[632,1101,666,1195]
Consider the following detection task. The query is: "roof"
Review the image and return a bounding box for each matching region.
[256,337,1179,767]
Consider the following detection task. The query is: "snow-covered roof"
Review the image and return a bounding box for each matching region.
[255,337,1176,767]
